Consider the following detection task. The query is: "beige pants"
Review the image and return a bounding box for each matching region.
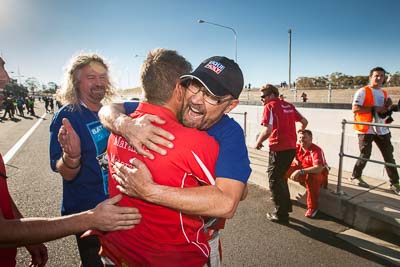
[207,231,221,267]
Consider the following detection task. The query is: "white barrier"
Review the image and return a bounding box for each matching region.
[231,105,400,182]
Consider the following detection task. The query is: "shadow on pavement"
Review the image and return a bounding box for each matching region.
[288,217,398,266]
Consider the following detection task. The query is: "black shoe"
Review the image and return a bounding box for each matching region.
[266,212,289,224]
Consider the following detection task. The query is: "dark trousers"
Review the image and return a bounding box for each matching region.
[75,233,103,267]
[2,107,13,119]
[352,133,399,185]
[268,149,296,217]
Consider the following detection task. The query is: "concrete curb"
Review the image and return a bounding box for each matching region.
[247,147,400,238]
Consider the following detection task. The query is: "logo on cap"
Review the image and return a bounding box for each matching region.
[204,61,225,75]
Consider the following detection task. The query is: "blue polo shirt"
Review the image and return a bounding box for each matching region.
[124,102,251,183]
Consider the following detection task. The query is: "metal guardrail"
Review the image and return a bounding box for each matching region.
[336,119,400,195]
[230,112,247,137]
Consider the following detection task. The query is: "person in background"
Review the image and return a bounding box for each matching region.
[350,66,399,195]
[27,97,35,116]
[300,92,308,102]
[285,129,329,218]
[16,97,25,117]
[0,57,9,123]
[2,97,14,120]
[255,84,307,224]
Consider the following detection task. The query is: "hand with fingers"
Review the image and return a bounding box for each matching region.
[58,118,81,158]
[121,114,175,160]
[90,194,142,231]
[26,243,48,267]
[289,169,301,182]
[113,159,156,199]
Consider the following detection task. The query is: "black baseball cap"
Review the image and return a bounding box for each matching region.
[180,56,244,99]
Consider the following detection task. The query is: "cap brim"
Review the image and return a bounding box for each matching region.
[180,74,218,97]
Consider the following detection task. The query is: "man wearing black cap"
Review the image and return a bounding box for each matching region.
[98,55,251,266]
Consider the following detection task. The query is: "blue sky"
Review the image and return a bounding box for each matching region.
[1,0,399,89]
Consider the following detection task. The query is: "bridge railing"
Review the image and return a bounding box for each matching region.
[336,120,400,194]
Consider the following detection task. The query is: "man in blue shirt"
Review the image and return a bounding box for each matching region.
[49,53,116,266]
[99,56,251,266]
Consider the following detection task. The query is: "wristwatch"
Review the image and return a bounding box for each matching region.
[300,169,306,175]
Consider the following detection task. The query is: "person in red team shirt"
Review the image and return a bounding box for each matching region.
[255,84,308,224]
[97,48,223,267]
[0,152,140,267]
[285,129,329,218]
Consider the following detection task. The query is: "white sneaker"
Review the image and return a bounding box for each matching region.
[349,177,369,188]
[390,183,400,195]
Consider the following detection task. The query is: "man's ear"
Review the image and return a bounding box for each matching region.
[175,82,184,102]
[224,99,239,113]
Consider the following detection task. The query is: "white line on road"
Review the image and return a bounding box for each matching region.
[4,113,47,164]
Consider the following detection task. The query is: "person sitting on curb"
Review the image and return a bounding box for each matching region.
[285,129,329,218]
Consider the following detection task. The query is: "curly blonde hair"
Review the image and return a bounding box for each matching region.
[56,53,115,109]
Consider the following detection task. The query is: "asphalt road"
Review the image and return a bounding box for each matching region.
[0,103,395,266]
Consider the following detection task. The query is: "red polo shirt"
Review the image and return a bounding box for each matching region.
[295,143,327,168]
[261,98,303,151]
[102,103,219,267]
[0,154,17,267]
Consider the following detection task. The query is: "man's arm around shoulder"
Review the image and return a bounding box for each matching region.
[113,160,245,219]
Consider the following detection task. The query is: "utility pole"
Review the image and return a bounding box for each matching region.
[288,29,292,89]
[288,29,296,101]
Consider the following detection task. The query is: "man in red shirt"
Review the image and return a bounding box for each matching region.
[97,49,241,267]
[285,129,329,218]
[255,84,307,224]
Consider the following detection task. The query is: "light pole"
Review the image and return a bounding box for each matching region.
[198,19,237,62]
[10,68,24,85]
[326,75,332,103]
[288,29,296,101]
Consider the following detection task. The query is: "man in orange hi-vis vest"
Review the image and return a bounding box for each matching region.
[351,66,399,195]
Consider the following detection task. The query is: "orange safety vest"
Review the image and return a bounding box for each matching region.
[353,86,387,132]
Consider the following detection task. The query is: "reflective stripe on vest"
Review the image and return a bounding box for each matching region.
[354,86,387,132]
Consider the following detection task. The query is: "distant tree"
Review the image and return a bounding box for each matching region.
[47,82,58,92]
[24,77,41,95]
[314,76,328,87]
[328,72,345,88]
[387,72,400,86]
[296,77,315,88]
[353,76,369,87]
[41,82,58,94]
[4,82,28,97]
[341,75,354,88]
